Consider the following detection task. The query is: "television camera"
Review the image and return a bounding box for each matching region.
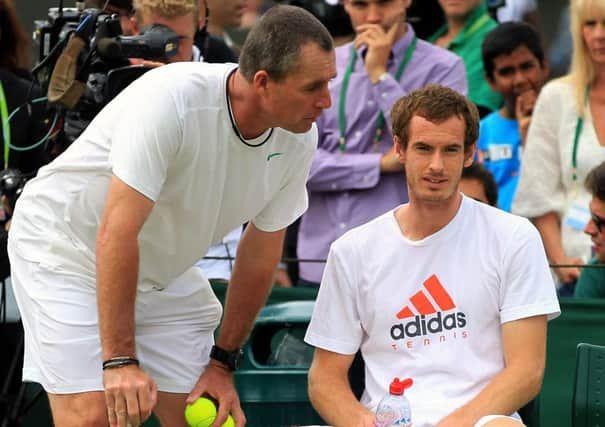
[31,1,181,145]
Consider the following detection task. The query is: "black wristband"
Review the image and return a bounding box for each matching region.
[102,356,139,370]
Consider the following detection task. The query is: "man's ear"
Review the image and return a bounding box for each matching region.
[394,135,405,164]
[252,70,270,95]
[464,143,476,167]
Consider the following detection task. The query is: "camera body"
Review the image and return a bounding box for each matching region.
[33,3,180,146]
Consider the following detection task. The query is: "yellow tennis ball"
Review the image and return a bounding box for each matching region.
[184,397,236,427]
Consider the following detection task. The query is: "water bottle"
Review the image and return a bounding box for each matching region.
[375,377,413,427]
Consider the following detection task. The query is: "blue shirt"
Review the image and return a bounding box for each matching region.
[477,111,521,212]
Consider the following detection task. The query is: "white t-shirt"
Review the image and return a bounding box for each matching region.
[305,196,560,427]
[11,62,316,291]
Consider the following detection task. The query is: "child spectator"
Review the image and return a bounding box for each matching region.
[477,22,548,212]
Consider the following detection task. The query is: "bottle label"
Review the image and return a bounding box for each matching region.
[375,417,412,427]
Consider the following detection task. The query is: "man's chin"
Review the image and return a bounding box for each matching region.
[285,120,314,134]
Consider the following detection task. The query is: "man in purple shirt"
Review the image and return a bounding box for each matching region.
[297,0,468,286]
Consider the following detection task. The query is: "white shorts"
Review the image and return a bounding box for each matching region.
[9,246,223,395]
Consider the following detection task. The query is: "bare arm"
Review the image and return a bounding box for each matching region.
[187,223,286,426]
[97,176,154,358]
[96,175,156,427]
[218,223,285,348]
[436,315,548,427]
[308,348,376,427]
[533,211,582,283]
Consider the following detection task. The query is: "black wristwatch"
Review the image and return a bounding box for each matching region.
[210,345,244,371]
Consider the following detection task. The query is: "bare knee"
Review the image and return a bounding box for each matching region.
[48,391,108,427]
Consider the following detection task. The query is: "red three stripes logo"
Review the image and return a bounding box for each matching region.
[396,274,456,319]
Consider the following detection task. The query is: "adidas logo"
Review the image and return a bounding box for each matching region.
[391,274,467,340]
[396,274,456,318]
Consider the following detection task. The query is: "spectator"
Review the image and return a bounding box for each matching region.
[477,22,548,212]
[512,0,605,294]
[206,0,247,55]
[297,0,467,287]
[574,161,605,298]
[429,0,503,115]
[305,85,559,427]
[8,6,335,426]
[460,162,499,207]
[194,0,239,63]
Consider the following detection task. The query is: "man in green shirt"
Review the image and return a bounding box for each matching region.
[574,162,605,298]
[429,0,502,115]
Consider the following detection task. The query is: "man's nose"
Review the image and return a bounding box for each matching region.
[585,219,598,236]
[317,86,332,109]
[429,152,445,172]
[513,69,528,86]
[366,3,382,23]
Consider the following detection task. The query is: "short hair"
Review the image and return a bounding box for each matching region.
[569,0,605,115]
[585,161,605,201]
[133,0,198,23]
[461,163,499,207]
[482,22,545,81]
[239,5,333,82]
[391,85,480,152]
[0,0,31,71]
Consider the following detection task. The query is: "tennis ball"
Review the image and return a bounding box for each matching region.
[184,397,236,427]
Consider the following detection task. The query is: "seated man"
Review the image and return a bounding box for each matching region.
[429,0,502,115]
[460,162,498,207]
[297,0,467,287]
[574,161,605,298]
[477,22,548,212]
[305,85,560,427]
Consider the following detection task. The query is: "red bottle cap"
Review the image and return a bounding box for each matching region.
[389,377,413,395]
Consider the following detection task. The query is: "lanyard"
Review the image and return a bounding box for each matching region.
[0,81,10,169]
[338,35,417,152]
[571,86,590,183]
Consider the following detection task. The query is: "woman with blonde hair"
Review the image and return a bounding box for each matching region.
[513,0,605,294]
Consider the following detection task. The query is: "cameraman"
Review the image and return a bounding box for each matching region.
[60,0,200,141]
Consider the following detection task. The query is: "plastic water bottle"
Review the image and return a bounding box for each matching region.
[375,377,413,427]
